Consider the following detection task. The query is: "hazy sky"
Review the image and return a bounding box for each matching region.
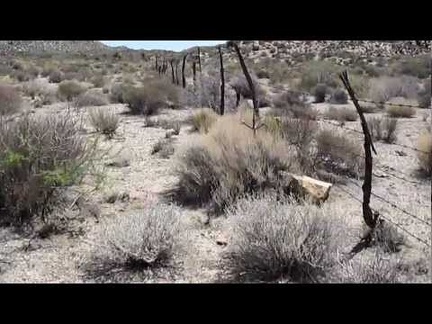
[101,41,226,52]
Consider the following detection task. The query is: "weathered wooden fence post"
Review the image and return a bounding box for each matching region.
[219,46,225,115]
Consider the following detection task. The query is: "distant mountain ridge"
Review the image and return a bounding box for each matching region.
[0,41,111,55]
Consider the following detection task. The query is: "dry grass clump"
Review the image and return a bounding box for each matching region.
[386,105,416,118]
[75,91,109,108]
[190,108,218,133]
[89,107,119,139]
[170,114,299,213]
[367,116,398,143]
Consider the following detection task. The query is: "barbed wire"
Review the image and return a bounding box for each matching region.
[345,178,431,227]
[333,183,431,247]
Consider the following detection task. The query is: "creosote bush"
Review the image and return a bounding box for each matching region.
[0,83,22,115]
[48,70,64,83]
[0,113,92,225]
[313,83,328,103]
[75,91,109,107]
[222,194,346,283]
[83,204,184,282]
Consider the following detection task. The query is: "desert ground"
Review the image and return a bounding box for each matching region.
[0,41,430,283]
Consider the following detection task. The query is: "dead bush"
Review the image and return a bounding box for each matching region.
[315,129,364,178]
[417,130,432,176]
[171,115,299,212]
[0,83,22,115]
[57,80,86,102]
[386,105,415,118]
[83,204,184,282]
[325,106,358,122]
[222,195,345,283]
[0,113,92,226]
[89,107,119,139]
[367,116,397,143]
[371,221,406,253]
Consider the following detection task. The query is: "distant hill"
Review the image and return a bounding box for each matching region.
[0,41,112,56]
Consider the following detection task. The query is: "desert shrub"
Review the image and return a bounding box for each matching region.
[417,130,432,176]
[48,70,64,83]
[89,107,119,139]
[349,74,370,99]
[371,221,406,253]
[190,108,218,133]
[417,79,431,108]
[272,91,317,120]
[91,75,106,88]
[110,83,129,103]
[0,113,91,225]
[256,69,270,79]
[359,102,377,114]
[229,74,268,107]
[391,55,431,79]
[299,61,340,91]
[315,129,364,178]
[12,70,32,82]
[151,138,175,159]
[369,76,420,103]
[0,83,22,115]
[334,251,402,283]
[83,204,183,282]
[367,117,397,143]
[57,80,86,102]
[329,88,348,104]
[171,115,299,212]
[313,83,328,103]
[222,195,345,283]
[325,106,358,122]
[21,79,57,107]
[124,79,179,115]
[386,105,415,118]
[75,91,109,107]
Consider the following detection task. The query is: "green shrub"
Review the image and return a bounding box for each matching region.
[386,105,415,118]
[299,61,340,91]
[0,113,92,225]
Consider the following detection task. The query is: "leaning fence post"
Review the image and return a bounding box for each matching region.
[340,70,379,246]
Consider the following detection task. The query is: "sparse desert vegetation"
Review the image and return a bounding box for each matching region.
[0,40,429,284]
